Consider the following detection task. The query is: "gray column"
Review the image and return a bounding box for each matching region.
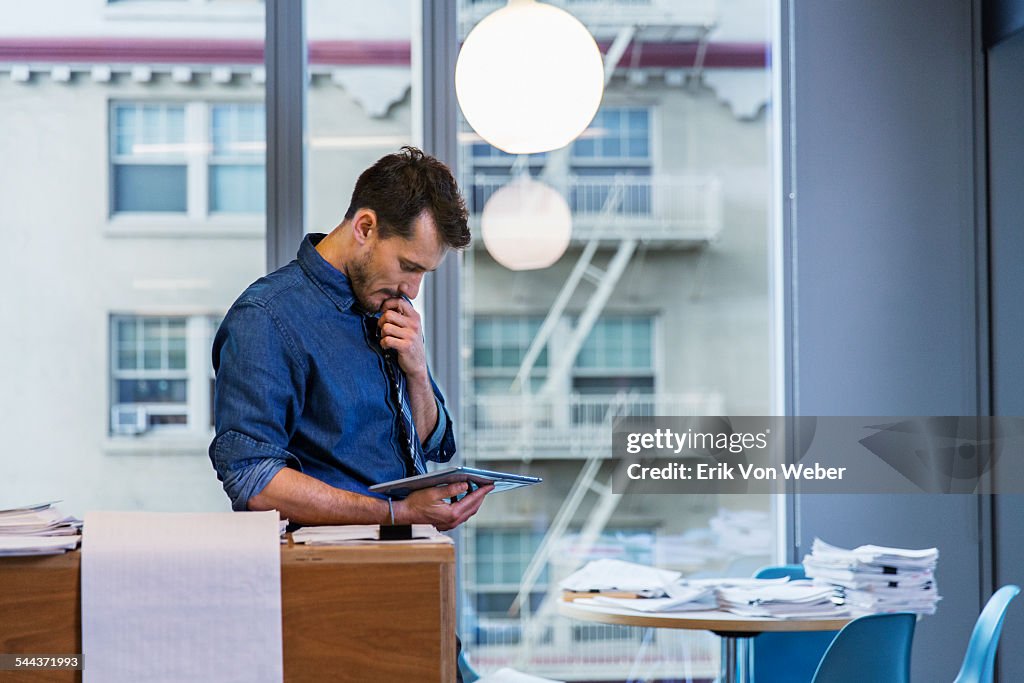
[265,0,306,271]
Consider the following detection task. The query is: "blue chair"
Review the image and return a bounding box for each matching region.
[953,584,1020,683]
[459,650,480,683]
[812,612,916,683]
[752,565,839,683]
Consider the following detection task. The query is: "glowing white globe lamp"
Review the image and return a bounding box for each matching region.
[456,0,605,154]
[481,177,572,270]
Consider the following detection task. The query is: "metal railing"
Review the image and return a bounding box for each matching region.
[465,622,719,681]
[469,173,723,244]
[464,391,725,459]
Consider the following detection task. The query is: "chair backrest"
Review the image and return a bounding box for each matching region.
[812,612,916,683]
[752,565,840,683]
[756,564,807,581]
[459,649,480,683]
[954,584,1021,683]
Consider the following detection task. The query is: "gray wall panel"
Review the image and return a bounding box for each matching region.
[989,29,1024,683]
[789,1,986,680]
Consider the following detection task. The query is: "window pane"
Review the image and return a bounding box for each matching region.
[116,379,188,404]
[209,164,265,213]
[211,103,264,157]
[113,164,187,212]
[118,349,138,370]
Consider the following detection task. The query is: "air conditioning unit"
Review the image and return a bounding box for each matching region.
[111,405,148,436]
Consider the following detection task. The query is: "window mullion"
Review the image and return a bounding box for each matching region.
[187,102,207,220]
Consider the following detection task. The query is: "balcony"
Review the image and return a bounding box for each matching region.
[463,392,725,460]
[458,0,719,42]
[468,174,722,247]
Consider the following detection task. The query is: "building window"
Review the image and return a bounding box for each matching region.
[570,107,652,215]
[110,315,218,436]
[471,315,547,395]
[465,105,653,215]
[209,103,265,213]
[112,103,188,213]
[571,107,651,162]
[572,315,655,422]
[110,101,265,218]
[574,315,654,373]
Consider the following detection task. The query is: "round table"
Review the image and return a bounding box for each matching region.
[558,600,851,683]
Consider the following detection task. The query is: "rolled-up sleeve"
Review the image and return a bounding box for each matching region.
[209,302,306,511]
[421,373,456,464]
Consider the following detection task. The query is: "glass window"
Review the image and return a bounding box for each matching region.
[111,103,188,213]
[472,316,547,371]
[575,316,653,370]
[458,0,776,677]
[210,103,266,213]
[110,315,218,435]
[110,100,265,217]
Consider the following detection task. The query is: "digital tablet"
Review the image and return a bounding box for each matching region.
[370,466,542,498]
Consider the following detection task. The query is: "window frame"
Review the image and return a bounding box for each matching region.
[108,313,219,438]
[107,98,265,236]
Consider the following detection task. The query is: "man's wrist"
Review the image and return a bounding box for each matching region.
[391,498,408,525]
[406,367,430,388]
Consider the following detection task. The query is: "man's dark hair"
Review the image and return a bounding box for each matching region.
[345,146,471,249]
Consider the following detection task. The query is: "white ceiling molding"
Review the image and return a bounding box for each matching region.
[329,66,411,119]
[251,66,266,85]
[702,69,770,120]
[11,65,30,82]
[131,65,152,82]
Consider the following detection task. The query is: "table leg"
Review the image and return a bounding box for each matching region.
[718,634,757,683]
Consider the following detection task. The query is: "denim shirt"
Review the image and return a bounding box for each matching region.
[209,233,455,511]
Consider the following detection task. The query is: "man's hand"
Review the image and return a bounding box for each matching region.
[378,297,427,380]
[393,482,494,531]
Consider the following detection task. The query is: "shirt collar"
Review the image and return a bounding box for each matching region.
[297,233,358,313]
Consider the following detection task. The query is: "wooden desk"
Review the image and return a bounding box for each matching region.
[0,538,456,682]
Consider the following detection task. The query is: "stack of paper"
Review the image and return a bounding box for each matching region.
[292,524,450,545]
[558,558,682,595]
[717,581,847,618]
[0,501,82,556]
[589,584,718,613]
[802,538,941,615]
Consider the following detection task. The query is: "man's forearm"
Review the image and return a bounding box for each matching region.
[407,372,440,446]
[247,467,390,525]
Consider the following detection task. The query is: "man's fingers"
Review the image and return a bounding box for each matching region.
[379,322,414,341]
[378,309,413,328]
[450,483,493,516]
[434,482,470,500]
[380,297,416,319]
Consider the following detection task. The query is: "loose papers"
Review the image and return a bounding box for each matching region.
[717,582,844,618]
[82,511,283,683]
[803,538,941,615]
[0,501,81,556]
[558,558,682,594]
[292,524,451,545]
[560,559,846,617]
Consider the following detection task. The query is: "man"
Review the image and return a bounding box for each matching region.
[209,146,492,530]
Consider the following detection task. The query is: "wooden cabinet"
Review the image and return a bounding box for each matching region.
[0,539,456,682]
